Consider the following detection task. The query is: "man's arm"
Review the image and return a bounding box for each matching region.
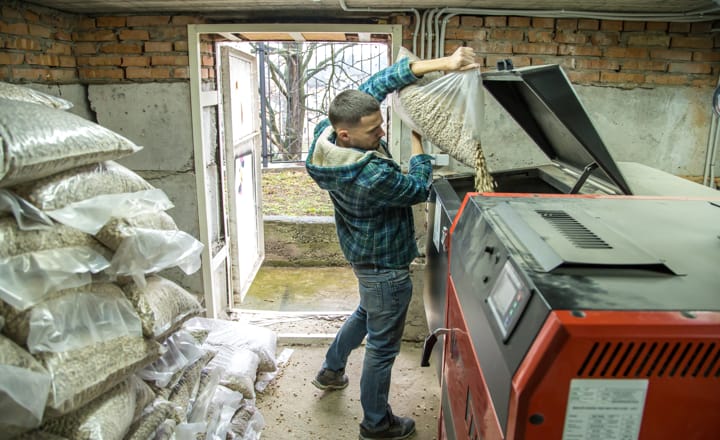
[410,46,478,77]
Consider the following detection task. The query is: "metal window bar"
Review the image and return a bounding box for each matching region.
[240,41,388,166]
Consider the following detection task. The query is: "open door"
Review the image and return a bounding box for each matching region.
[220,45,264,307]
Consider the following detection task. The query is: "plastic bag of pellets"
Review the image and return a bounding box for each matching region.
[393,48,495,192]
[0,189,53,231]
[0,81,73,110]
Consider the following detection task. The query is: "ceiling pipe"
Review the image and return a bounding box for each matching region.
[338,0,421,54]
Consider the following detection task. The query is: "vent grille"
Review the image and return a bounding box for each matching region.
[577,341,720,378]
[536,210,611,249]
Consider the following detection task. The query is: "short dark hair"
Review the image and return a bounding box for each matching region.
[328,90,380,128]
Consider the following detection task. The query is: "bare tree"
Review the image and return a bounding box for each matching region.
[258,42,387,162]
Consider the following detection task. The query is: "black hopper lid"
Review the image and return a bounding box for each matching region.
[482,64,633,195]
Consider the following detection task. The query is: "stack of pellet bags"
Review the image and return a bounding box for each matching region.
[0,82,275,440]
[393,48,495,193]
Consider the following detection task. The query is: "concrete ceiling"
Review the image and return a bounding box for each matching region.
[25,0,720,19]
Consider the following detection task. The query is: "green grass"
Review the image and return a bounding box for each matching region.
[261,170,335,217]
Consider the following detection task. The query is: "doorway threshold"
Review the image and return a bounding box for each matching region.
[228,308,353,343]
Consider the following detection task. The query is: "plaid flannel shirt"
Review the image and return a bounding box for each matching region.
[305,58,433,268]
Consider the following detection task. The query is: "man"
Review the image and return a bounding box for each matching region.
[305,46,477,440]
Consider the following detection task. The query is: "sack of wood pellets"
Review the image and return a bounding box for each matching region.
[393,49,495,192]
[122,276,204,341]
[37,335,161,416]
[0,98,141,188]
[96,210,178,250]
[138,329,206,387]
[0,81,73,110]
[0,189,53,231]
[0,283,142,354]
[106,229,203,287]
[167,351,216,424]
[0,218,111,310]
[206,346,260,399]
[226,400,265,440]
[187,367,222,424]
[176,384,244,440]
[125,398,175,440]
[184,317,278,373]
[41,375,151,440]
[0,334,52,438]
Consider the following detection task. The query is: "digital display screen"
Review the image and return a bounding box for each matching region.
[488,260,530,340]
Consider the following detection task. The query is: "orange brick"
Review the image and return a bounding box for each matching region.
[623,21,645,31]
[485,16,507,27]
[691,22,713,33]
[0,66,8,79]
[620,60,667,71]
[446,16,460,28]
[556,19,577,31]
[445,28,486,40]
[531,56,574,69]
[12,67,50,81]
[558,45,602,56]
[490,29,524,41]
[513,43,557,55]
[73,30,117,42]
[174,41,188,52]
[646,22,668,32]
[76,17,96,30]
[600,20,623,31]
[576,58,619,70]
[693,51,720,62]
[122,56,150,67]
[627,34,670,47]
[1,6,22,19]
[391,15,412,26]
[151,67,171,79]
[508,16,530,28]
[145,41,173,52]
[671,36,713,49]
[555,31,587,44]
[172,67,190,79]
[151,55,189,66]
[79,67,124,80]
[23,9,39,22]
[590,32,619,46]
[78,56,122,66]
[528,30,554,44]
[669,23,691,33]
[126,16,170,26]
[532,17,554,29]
[691,77,716,87]
[119,29,150,40]
[150,26,187,40]
[28,24,51,38]
[600,71,645,84]
[47,68,77,82]
[605,47,648,58]
[201,68,209,79]
[96,16,126,27]
[55,56,73,68]
[201,55,215,66]
[646,73,688,85]
[46,42,72,55]
[125,67,152,78]
[25,54,61,66]
[567,70,600,84]
[650,49,692,61]
[100,43,142,54]
[477,40,512,54]
[0,52,24,64]
[74,42,97,55]
[668,62,712,74]
[578,19,599,30]
[5,37,41,51]
[0,22,29,36]
[55,30,72,41]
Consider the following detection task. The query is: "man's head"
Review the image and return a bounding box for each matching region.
[329,90,385,150]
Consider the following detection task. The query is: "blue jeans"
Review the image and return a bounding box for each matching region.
[322,267,413,430]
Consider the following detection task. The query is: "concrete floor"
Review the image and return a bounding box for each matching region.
[236,265,442,440]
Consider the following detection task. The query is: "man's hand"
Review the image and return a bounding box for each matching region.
[410,131,424,157]
[410,46,480,77]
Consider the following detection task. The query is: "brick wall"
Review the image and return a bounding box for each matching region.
[1,1,718,88]
[0,2,215,83]
[397,15,719,87]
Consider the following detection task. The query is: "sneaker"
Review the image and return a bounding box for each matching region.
[312,368,349,390]
[359,408,416,440]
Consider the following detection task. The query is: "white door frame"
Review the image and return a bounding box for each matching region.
[188,23,401,318]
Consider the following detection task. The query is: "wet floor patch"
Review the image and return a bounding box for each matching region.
[237,266,359,312]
